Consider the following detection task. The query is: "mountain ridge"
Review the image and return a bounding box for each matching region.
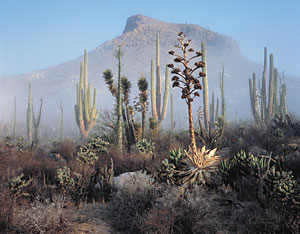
[0,14,298,126]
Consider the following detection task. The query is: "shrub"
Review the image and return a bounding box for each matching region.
[13,195,71,233]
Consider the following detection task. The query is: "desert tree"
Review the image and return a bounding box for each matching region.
[134,74,149,139]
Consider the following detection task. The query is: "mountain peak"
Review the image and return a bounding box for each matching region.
[122,14,159,34]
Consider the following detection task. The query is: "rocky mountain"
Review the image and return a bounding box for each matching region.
[1,14,299,128]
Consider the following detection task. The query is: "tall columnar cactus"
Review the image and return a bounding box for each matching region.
[151,34,170,127]
[220,62,226,119]
[279,72,287,117]
[32,98,43,142]
[115,45,124,149]
[249,73,260,123]
[249,48,287,123]
[26,82,33,142]
[60,101,64,140]
[215,98,219,121]
[201,42,210,129]
[273,68,279,115]
[209,92,215,129]
[170,91,175,133]
[261,47,268,122]
[74,50,98,140]
[268,53,274,120]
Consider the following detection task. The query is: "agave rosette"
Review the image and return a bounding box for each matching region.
[176,146,221,185]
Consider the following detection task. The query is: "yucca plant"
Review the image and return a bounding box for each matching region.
[176,146,221,185]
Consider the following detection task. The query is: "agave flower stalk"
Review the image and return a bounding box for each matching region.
[168,32,206,154]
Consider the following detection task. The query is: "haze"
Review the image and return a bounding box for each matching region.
[1,0,300,77]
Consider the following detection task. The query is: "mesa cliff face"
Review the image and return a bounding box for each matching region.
[1,14,298,125]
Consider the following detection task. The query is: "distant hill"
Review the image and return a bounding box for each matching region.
[1,14,299,127]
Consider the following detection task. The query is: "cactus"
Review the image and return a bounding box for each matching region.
[209,91,215,129]
[74,50,98,140]
[215,97,219,122]
[151,34,170,127]
[201,42,210,129]
[32,98,43,142]
[77,136,109,165]
[266,166,296,203]
[9,173,33,198]
[268,53,275,120]
[249,48,287,123]
[115,45,123,149]
[261,47,268,122]
[26,82,33,142]
[136,139,155,159]
[170,90,175,132]
[155,159,176,185]
[249,73,260,123]
[279,72,287,117]
[220,62,226,119]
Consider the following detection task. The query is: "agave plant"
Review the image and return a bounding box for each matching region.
[176,146,221,185]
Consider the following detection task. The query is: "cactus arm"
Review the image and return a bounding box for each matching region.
[156,33,162,117]
[201,42,210,129]
[27,82,32,142]
[268,53,274,120]
[160,66,169,122]
[151,59,158,120]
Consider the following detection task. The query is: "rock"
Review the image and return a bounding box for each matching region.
[113,171,153,190]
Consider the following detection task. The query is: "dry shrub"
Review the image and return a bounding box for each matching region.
[106,174,163,234]
[57,139,77,161]
[13,195,72,233]
[107,147,157,176]
[0,186,15,233]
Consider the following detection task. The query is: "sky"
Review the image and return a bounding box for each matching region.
[1,0,300,77]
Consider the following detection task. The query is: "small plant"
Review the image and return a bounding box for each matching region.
[168,148,185,167]
[176,146,221,185]
[155,159,176,185]
[9,173,33,198]
[197,116,225,149]
[76,136,109,165]
[56,166,75,189]
[136,139,155,159]
[266,166,297,203]
[13,195,70,233]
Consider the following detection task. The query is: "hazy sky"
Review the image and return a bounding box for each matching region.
[1,0,300,77]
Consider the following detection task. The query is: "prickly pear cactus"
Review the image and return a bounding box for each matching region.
[9,173,33,197]
[155,159,176,185]
[266,166,296,203]
[76,136,109,165]
[136,139,155,158]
